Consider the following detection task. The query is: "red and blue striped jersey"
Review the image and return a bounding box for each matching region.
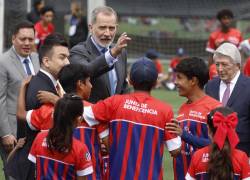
[28,131,93,179]
[84,92,181,180]
[186,146,250,180]
[74,122,108,179]
[26,101,108,180]
[174,95,221,180]
[74,101,109,180]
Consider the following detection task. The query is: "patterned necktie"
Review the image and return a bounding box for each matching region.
[56,82,64,98]
[101,47,108,54]
[222,83,230,106]
[23,59,32,75]
[101,48,116,95]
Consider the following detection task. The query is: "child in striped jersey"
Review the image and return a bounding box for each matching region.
[166,57,221,180]
[29,94,93,179]
[83,57,181,180]
[186,107,250,180]
[16,64,108,179]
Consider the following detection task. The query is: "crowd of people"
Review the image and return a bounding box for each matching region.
[0,3,249,180]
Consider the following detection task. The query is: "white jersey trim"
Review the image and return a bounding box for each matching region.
[185,173,196,180]
[83,106,99,126]
[165,136,181,151]
[179,119,207,125]
[26,110,37,131]
[77,166,93,176]
[75,126,95,130]
[206,47,215,53]
[37,155,75,166]
[111,119,165,131]
[28,154,36,163]
[99,129,109,139]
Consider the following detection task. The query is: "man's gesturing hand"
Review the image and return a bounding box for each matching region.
[111,32,131,58]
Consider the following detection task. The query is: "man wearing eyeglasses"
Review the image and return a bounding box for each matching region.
[205,42,250,158]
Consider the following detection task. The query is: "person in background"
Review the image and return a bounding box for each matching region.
[165,57,221,180]
[34,6,55,49]
[145,48,168,89]
[166,47,185,90]
[0,21,40,180]
[206,9,243,79]
[26,0,44,24]
[64,1,88,48]
[239,38,250,76]
[186,107,250,180]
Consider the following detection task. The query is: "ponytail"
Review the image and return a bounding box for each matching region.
[207,107,238,180]
[47,94,83,153]
[208,138,233,180]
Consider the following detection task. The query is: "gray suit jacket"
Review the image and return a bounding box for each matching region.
[0,47,40,137]
[70,36,128,103]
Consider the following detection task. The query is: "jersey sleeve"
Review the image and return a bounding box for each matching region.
[28,133,40,164]
[96,123,109,139]
[26,104,54,131]
[181,130,211,148]
[75,143,93,177]
[240,152,250,179]
[206,33,216,53]
[84,97,115,126]
[164,109,182,151]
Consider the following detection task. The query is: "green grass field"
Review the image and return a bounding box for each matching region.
[0,89,184,180]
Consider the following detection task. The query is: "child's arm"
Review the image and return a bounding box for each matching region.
[37,90,60,105]
[7,138,26,162]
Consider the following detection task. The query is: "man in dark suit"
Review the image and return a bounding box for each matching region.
[70,6,131,103]
[8,33,69,180]
[205,42,250,157]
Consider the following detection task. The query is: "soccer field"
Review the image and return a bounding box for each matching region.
[0,89,184,179]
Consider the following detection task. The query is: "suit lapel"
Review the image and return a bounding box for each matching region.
[209,78,220,100]
[214,79,220,100]
[30,53,40,73]
[86,37,102,57]
[114,54,123,93]
[227,74,245,106]
[9,48,27,78]
[37,71,57,94]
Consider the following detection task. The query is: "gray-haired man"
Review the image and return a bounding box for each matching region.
[205,42,250,157]
[70,6,131,103]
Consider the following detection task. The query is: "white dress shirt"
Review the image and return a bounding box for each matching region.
[219,70,240,102]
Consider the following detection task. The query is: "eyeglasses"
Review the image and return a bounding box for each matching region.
[215,62,234,69]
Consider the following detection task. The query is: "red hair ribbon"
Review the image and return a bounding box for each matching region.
[213,112,239,150]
